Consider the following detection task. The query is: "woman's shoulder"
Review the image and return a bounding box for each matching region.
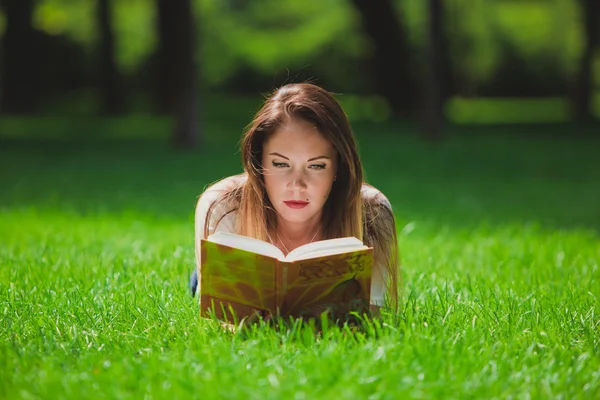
[202,173,247,195]
[361,182,393,212]
[195,174,246,236]
[196,174,245,216]
[197,174,245,203]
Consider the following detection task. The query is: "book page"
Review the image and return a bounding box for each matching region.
[200,240,279,315]
[207,232,284,260]
[278,248,373,318]
[285,237,367,261]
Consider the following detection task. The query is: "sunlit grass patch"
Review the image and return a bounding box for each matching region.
[1,122,599,398]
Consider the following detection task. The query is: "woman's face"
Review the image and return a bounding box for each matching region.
[262,117,338,225]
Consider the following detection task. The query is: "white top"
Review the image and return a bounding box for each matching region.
[194,174,398,307]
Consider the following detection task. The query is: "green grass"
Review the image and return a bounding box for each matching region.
[1,119,599,399]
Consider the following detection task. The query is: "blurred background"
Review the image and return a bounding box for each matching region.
[0,0,599,140]
[2,3,600,396]
[0,0,598,231]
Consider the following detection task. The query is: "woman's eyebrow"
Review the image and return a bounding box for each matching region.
[269,153,330,162]
[269,152,289,160]
[307,156,330,162]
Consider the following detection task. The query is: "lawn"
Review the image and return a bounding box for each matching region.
[1,118,599,399]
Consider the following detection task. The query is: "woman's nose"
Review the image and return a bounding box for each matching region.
[288,169,307,189]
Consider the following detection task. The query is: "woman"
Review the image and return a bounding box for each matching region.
[192,83,400,315]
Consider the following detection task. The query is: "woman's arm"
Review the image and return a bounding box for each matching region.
[364,192,400,313]
[194,188,223,268]
[193,176,241,297]
[191,189,222,297]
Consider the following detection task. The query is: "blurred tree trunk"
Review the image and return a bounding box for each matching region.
[421,0,446,139]
[97,0,125,115]
[573,0,599,121]
[350,0,415,117]
[0,0,40,114]
[155,0,176,114]
[155,0,200,147]
[438,2,455,113]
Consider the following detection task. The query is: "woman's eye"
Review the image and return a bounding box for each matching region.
[272,161,289,168]
[309,164,326,170]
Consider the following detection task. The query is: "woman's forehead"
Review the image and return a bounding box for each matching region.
[267,118,326,142]
[264,123,335,155]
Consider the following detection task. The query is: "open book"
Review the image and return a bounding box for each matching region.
[199,232,373,321]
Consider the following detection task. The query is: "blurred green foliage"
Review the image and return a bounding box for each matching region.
[1,0,596,92]
[1,0,599,125]
[446,97,568,124]
[198,0,366,88]
[0,9,5,36]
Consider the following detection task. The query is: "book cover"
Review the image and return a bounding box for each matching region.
[199,239,373,321]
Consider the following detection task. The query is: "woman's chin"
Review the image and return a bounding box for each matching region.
[276,209,314,224]
[279,215,309,224]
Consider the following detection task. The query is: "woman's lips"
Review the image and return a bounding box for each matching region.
[284,200,309,209]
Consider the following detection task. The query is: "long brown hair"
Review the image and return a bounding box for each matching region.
[238,83,364,242]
